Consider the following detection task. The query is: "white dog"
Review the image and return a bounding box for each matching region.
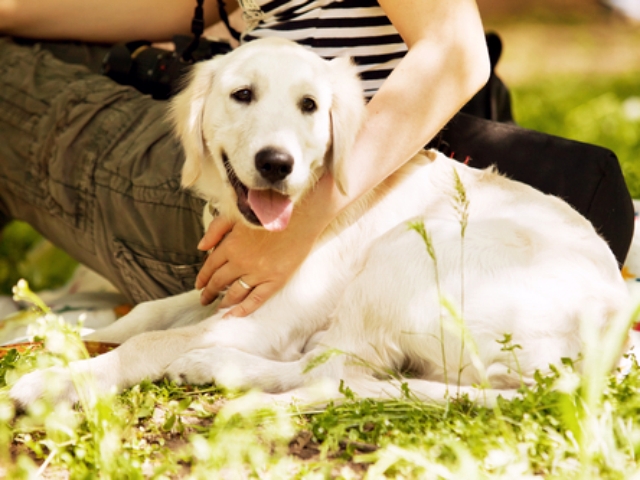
[10,38,629,407]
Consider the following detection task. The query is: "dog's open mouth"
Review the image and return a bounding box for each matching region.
[222,152,293,231]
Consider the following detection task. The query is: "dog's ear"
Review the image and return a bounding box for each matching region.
[328,56,366,196]
[170,59,220,188]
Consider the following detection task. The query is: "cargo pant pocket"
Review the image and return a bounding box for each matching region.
[112,239,203,304]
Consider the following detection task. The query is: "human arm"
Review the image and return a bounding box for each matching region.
[197,0,491,315]
[0,0,238,42]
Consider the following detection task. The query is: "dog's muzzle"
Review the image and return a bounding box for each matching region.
[222,151,294,231]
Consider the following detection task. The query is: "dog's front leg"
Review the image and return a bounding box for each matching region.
[86,290,217,343]
[10,316,220,408]
[165,346,308,392]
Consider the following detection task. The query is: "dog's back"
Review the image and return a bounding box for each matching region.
[272,150,629,402]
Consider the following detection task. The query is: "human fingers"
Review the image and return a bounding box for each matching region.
[218,277,254,309]
[223,281,279,318]
[195,246,229,290]
[199,262,240,306]
[197,216,234,251]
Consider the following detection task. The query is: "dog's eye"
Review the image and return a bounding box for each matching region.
[300,96,317,114]
[232,88,253,104]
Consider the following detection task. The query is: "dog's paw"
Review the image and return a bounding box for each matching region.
[10,367,79,409]
[164,356,205,386]
[165,347,253,390]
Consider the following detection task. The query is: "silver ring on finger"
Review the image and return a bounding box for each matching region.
[237,278,252,290]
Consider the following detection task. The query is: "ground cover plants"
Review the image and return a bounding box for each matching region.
[1,256,640,478]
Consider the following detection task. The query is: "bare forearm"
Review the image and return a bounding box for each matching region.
[0,0,237,42]
[310,0,490,227]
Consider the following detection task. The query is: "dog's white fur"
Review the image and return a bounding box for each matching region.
[10,38,629,407]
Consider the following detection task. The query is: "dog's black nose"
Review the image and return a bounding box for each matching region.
[255,147,294,183]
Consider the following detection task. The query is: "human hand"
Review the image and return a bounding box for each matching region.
[195,214,319,317]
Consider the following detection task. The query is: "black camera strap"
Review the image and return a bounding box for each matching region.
[181,0,206,62]
[182,0,241,62]
[218,0,242,42]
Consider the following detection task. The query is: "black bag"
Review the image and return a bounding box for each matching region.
[430,113,634,266]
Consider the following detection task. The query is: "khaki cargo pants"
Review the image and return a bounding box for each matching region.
[0,38,206,304]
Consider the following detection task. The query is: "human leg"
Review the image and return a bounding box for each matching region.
[0,37,206,303]
[13,37,112,74]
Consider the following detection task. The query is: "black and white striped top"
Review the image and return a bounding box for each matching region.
[240,0,408,99]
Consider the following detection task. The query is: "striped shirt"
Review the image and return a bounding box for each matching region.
[240,0,408,98]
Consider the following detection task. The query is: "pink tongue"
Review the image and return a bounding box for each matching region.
[247,189,293,231]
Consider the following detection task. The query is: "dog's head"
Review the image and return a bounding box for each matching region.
[171,37,366,231]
